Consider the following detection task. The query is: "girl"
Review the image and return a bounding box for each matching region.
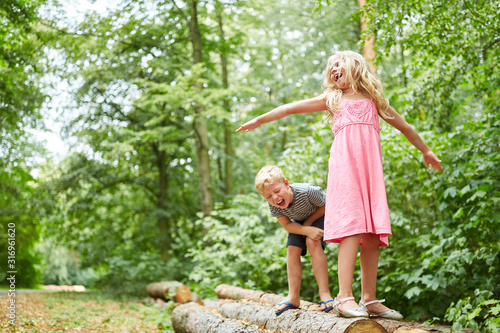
[236,50,442,319]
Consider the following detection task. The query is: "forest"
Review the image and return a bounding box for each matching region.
[0,0,499,331]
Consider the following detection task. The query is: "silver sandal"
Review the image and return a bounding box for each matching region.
[333,297,369,318]
[360,299,403,320]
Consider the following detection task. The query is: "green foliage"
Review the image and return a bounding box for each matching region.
[0,0,48,288]
[277,120,331,189]
[0,0,46,131]
[445,290,500,333]
[374,100,499,324]
[36,240,98,286]
[8,1,496,330]
[188,193,288,296]
[0,158,45,288]
[38,152,198,290]
[95,253,188,297]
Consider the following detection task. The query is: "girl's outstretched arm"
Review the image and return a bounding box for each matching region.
[235,95,327,132]
[383,106,443,171]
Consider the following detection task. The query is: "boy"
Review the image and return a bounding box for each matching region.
[255,165,334,315]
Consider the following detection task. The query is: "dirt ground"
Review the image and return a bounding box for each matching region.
[0,291,173,332]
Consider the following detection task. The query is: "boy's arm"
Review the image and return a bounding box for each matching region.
[302,205,325,227]
[235,96,327,133]
[383,105,443,171]
[277,215,324,241]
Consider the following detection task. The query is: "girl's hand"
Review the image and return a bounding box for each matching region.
[235,118,260,132]
[423,151,443,171]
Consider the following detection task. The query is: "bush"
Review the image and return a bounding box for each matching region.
[37,240,97,286]
[445,289,500,333]
[93,252,187,297]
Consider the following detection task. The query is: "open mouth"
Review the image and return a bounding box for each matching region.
[334,73,342,81]
[277,198,285,206]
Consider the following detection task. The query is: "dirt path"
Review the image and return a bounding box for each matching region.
[0,291,173,332]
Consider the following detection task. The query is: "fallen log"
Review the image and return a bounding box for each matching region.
[215,283,318,310]
[204,299,388,333]
[171,302,268,333]
[212,285,467,333]
[146,281,192,303]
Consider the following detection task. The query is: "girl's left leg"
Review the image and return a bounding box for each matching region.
[359,233,391,314]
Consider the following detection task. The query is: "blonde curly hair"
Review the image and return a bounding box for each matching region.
[322,50,392,119]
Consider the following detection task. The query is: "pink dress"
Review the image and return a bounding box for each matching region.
[323,99,391,247]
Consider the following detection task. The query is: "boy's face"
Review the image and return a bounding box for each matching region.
[262,179,293,209]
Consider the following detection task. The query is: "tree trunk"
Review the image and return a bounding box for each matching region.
[172,302,267,333]
[216,5,234,196]
[154,143,171,260]
[358,0,377,73]
[188,0,213,215]
[146,281,192,303]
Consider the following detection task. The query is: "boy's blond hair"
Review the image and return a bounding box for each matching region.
[255,165,286,195]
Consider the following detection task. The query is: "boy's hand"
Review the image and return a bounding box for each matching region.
[235,118,260,132]
[423,151,443,171]
[306,227,324,241]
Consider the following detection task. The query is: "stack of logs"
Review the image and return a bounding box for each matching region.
[147,282,474,333]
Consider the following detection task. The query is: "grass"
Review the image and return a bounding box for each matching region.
[0,291,174,332]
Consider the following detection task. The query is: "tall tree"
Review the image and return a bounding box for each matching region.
[0,0,47,287]
[174,0,213,214]
[40,0,204,261]
[215,0,234,196]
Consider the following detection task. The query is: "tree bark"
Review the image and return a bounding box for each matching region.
[213,284,457,333]
[358,0,377,73]
[204,299,388,333]
[188,0,213,215]
[155,144,171,260]
[215,283,318,310]
[216,4,234,196]
[146,281,192,303]
[172,302,267,333]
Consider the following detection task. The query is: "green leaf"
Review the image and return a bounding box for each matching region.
[460,184,471,196]
[453,207,464,219]
[405,286,422,299]
[444,186,457,198]
[468,190,487,202]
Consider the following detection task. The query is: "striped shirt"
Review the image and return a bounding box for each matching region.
[269,183,326,221]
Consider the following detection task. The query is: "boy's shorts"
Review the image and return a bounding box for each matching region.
[287,216,326,257]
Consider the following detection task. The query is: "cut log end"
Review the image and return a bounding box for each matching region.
[173,284,192,303]
[146,281,192,303]
[345,319,387,333]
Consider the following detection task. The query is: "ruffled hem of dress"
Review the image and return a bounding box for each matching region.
[324,232,391,247]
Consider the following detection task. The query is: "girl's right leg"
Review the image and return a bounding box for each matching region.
[336,234,363,312]
[276,245,303,312]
